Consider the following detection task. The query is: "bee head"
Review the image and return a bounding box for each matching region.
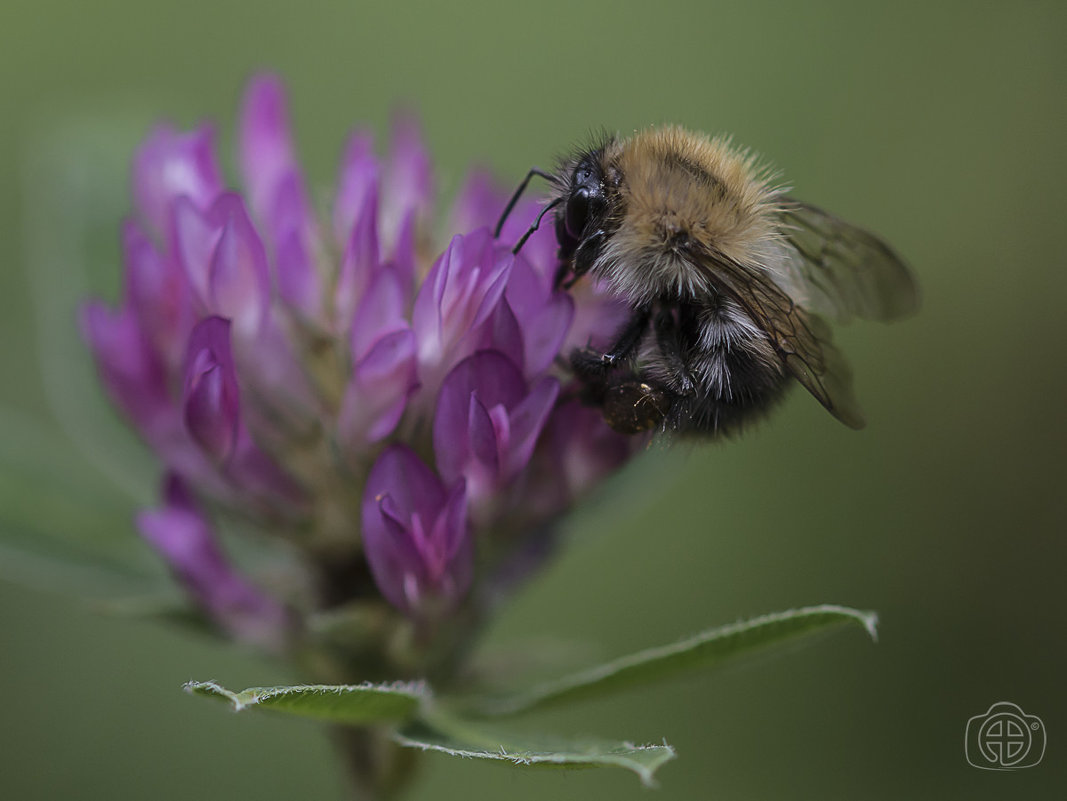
[555,150,608,259]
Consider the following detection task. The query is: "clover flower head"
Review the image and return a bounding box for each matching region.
[84,74,641,663]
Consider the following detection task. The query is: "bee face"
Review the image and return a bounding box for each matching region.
[553,148,614,277]
[502,126,919,438]
[560,154,605,241]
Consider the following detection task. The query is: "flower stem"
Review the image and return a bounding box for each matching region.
[333,726,420,801]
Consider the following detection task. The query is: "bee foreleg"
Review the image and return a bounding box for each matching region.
[557,229,607,290]
[571,230,606,281]
[570,305,651,377]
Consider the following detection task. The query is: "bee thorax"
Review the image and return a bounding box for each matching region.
[597,242,714,306]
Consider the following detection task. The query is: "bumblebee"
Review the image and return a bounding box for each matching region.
[497,126,918,436]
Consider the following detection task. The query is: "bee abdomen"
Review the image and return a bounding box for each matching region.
[669,298,788,435]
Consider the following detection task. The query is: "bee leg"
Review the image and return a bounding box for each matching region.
[601,377,670,434]
[653,309,696,396]
[570,306,651,377]
[558,229,606,289]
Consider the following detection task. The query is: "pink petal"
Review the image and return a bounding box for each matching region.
[133,124,223,236]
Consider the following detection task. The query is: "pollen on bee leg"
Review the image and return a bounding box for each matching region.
[602,379,670,434]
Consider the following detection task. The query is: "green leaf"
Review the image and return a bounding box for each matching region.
[183,680,675,785]
[184,681,429,724]
[461,638,605,694]
[466,604,877,717]
[395,715,675,787]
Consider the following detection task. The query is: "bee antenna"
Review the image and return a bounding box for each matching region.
[511,197,562,255]
[494,167,555,239]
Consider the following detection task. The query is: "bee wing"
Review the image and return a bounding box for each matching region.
[772,200,919,323]
[710,254,867,429]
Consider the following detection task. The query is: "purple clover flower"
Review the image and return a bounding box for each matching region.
[85,74,641,656]
[137,474,291,652]
[434,350,559,519]
[361,445,471,616]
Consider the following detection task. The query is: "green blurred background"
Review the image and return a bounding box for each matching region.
[1,1,1064,798]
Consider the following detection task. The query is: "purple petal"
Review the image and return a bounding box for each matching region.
[497,198,559,282]
[449,169,504,234]
[83,305,221,489]
[239,75,299,223]
[537,399,636,508]
[374,493,430,611]
[81,301,172,441]
[181,319,306,509]
[333,131,380,245]
[172,193,272,340]
[450,169,559,291]
[381,113,433,251]
[122,219,194,373]
[334,184,381,334]
[458,393,500,502]
[338,328,418,446]
[430,481,472,600]
[371,452,446,533]
[436,350,526,416]
[365,445,446,534]
[388,208,417,300]
[501,375,560,478]
[350,269,408,363]
[172,195,222,308]
[436,481,471,568]
[566,285,632,354]
[521,293,574,376]
[266,169,312,242]
[229,316,317,428]
[238,77,321,321]
[161,471,196,508]
[138,473,290,650]
[468,394,501,472]
[182,317,306,506]
[412,230,512,379]
[275,225,321,319]
[362,445,472,614]
[184,361,235,462]
[206,194,271,340]
[476,297,525,372]
[503,249,576,376]
[227,429,306,507]
[433,350,525,485]
[267,172,322,319]
[469,251,514,333]
[182,317,240,463]
[132,124,223,236]
[503,249,549,309]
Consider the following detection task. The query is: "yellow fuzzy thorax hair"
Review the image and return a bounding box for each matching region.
[606,126,783,268]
